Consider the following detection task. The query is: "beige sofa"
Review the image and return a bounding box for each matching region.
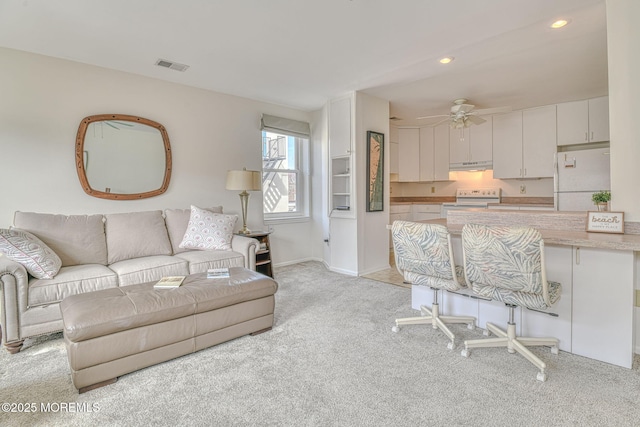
[0,208,259,353]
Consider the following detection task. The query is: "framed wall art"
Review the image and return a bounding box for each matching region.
[366,131,384,212]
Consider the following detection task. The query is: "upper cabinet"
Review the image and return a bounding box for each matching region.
[557,96,609,146]
[329,96,353,156]
[398,124,449,182]
[493,111,523,179]
[397,128,420,182]
[389,126,399,175]
[449,117,492,168]
[522,105,557,178]
[493,105,556,179]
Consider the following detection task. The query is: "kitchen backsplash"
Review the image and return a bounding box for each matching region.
[390,169,554,198]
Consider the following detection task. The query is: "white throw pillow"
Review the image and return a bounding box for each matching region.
[179,206,238,251]
[0,228,62,279]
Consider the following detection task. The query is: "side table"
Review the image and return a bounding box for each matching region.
[239,231,273,278]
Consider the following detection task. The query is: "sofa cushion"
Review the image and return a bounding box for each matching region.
[0,228,62,279]
[165,206,223,254]
[28,264,118,307]
[13,212,107,266]
[109,255,189,287]
[175,250,244,274]
[179,206,238,251]
[105,211,172,264]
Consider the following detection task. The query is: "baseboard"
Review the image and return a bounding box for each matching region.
[272,257,323,268]
[358,264,392,276]
[327,266,358,276]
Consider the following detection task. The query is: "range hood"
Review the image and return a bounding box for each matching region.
[449,160,493,171]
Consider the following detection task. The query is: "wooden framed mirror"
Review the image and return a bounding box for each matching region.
[75,114,172,200]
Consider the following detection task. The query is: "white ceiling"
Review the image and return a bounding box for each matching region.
[0,0,608,126]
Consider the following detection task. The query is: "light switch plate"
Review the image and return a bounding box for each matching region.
[636,290,640,307]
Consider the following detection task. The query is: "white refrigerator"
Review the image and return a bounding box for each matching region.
[554,147,610,211]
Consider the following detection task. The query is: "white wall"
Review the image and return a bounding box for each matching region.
[0,47,322,266]
[606,0,640,222]
[605,0,640,352]
[356,92,390,275]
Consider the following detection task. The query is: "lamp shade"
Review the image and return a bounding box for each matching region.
[226,169,261,191]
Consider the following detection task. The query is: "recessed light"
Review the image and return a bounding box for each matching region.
[550,19,569,29]
[439,57,454,64]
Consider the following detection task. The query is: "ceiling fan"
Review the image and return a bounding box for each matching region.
[417,98,511,128]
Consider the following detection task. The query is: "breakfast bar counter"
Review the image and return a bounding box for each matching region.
[438,208,640,251]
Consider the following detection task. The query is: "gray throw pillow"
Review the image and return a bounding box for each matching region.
[0,228,62,279]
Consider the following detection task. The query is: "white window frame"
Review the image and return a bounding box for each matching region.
[262,131,310,223]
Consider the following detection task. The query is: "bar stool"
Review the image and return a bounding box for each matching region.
[460,223,561,381]
[391,220,475,349]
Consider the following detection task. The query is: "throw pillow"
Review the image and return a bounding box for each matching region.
[179,206,238,251]
[0,228,62,279]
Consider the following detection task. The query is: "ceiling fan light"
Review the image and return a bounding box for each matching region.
[439,56,454,64]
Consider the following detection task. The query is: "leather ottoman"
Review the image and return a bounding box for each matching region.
[60,268,277,393]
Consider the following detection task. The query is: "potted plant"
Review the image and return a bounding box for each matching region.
[592,190,611,211]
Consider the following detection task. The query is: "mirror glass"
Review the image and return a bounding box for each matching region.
[75,114,172,199]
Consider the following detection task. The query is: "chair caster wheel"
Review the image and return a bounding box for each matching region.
[391,326,399,333]
[461,349,470,358]
[482,329,490,336]
[447,342,454,350]
[467,322,475,330]
[550,346,559,355]
[537,372,547,382]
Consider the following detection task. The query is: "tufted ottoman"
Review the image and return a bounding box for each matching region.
[60,268,277,393]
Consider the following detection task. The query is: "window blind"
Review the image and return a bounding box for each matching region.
[261,114,310,138]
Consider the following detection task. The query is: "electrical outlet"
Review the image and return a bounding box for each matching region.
[520,184,526,194]
[431,186,435,194]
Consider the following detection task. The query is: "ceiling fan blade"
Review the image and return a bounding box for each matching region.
[431,117,452,127]
[471,106,512,116]
[416,114,450,120]
[466,115,486,125]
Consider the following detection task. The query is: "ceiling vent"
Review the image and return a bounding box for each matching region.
[155,59,189,72]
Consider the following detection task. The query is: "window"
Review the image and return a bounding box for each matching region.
[260,115,310,222]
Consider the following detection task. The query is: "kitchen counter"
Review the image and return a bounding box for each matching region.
[390,196,454,204]
[488,203,555,209]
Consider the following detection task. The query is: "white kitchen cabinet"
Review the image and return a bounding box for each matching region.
[449,117,492,167]
[419,127,434,181]
[493,106,555,179]
[412,204,441,221]
[521,244,573,352]
[571,246,634,368]
[522,105,556,178]
[492,111,523,179]
[433,123,450,180]
[557,96,609,146]
[390,141,399,174]
[397,128,420,182]
[399,125,449,182]
[329,96,352,156]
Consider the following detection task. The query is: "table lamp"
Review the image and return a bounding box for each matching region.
[225,168,261,234]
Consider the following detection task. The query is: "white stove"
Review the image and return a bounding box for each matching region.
[441,188,501,217]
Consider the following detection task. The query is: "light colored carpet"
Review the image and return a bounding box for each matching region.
[2,261,639,426]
